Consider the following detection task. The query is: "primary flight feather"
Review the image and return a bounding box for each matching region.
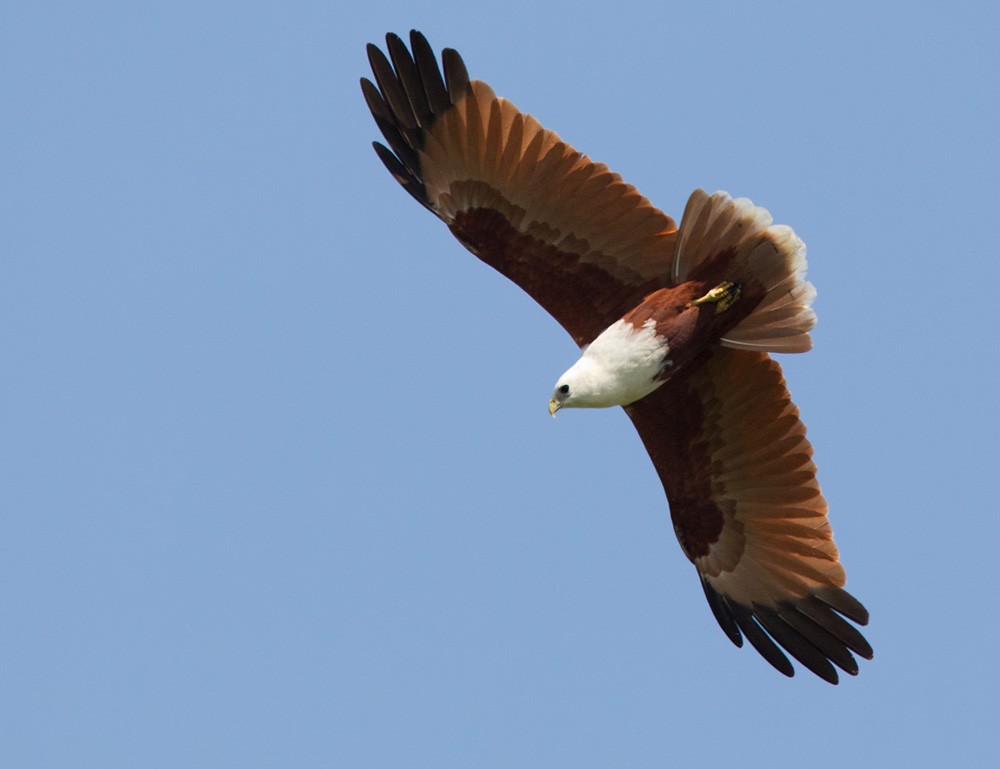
[362,30,872,683]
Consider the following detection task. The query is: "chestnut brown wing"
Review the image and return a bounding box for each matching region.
[362,31,679,346]
[625,347,872,683]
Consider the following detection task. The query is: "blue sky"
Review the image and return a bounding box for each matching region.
[3,1,999,766]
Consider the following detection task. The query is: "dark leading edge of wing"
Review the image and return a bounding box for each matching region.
[361,31,469,210]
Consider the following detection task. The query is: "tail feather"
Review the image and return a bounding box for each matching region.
[674,189,816,354]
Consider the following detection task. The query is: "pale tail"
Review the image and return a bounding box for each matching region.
[673,189,816,354]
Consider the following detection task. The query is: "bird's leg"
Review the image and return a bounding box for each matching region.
[690,281,742,314]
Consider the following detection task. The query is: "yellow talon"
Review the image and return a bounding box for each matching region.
[691,281,741,314]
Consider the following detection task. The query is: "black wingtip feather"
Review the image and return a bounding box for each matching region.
[755,607,840,684]
[441,47,471,101]
[779,607,860,675]
[409,30,450,113]
[363,31,472,206]
[724,598,795,678]
[367,42,418,133]
[360,77,392,124]
[797,597,874,660]
[701,578,743,648]
[815,586,870,625]
[386,32,433,129]
[372,142,431,209]
[700,576,873,681]
[368,112,420,182]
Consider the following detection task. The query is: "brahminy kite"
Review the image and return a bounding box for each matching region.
[362,31,872,683]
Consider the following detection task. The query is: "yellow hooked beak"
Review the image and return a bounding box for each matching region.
[548,398,561,417]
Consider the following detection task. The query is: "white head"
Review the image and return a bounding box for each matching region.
[547,319,669,416]
[548,356,619,415]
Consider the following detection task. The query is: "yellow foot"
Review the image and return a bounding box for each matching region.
[691,281,741,314]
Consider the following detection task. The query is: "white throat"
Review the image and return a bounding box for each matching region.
[556,319,668,408]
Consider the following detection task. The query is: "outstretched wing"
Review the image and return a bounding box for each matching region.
[362,31,679,346]
[625,347,872,683]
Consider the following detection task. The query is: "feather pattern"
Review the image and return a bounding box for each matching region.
[626,347,871,682]
[362,31,678,346]
[363,31,871,683]
[674,189,816,353]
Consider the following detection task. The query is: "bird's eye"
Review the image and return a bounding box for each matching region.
[558,384,570,394]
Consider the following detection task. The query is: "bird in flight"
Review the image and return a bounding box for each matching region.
[361,30,872,683]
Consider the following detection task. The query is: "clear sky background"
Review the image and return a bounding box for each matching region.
[3,1,999,767]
